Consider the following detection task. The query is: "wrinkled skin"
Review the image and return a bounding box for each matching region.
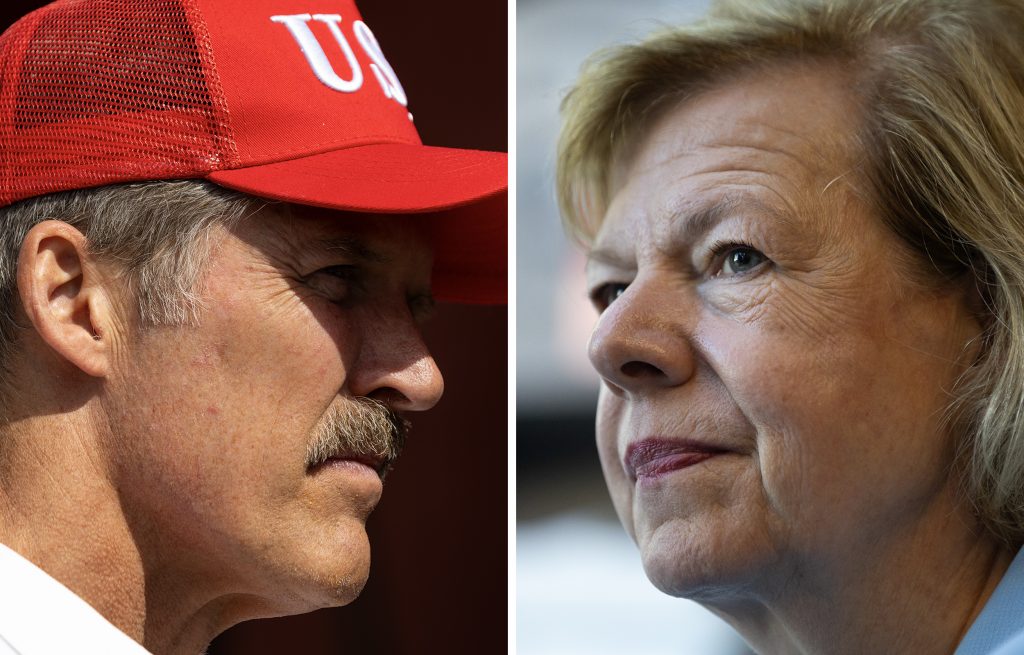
[1,204,443,655]
[107,207,443,614]
[585,64,1011,654]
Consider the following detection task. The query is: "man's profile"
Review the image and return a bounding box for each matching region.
[0,1,507,654]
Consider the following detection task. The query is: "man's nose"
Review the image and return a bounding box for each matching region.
[350,315,444,411]
[587,278,696,398]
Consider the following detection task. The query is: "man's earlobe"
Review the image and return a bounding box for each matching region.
[16,220,116,378]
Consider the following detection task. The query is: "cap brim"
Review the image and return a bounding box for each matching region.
[207,143,507,304]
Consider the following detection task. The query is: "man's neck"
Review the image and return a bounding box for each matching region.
[0,413,233,655]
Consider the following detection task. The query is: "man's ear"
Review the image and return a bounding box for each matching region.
[16,220,117,378]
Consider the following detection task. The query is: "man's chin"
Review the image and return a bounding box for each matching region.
[258,527,373,615]
[317,571,370,608]
[267,565,370,617]
[309,530,373,607]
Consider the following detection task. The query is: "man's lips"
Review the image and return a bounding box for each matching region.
[316,454,388,479]
[624,438,731,482]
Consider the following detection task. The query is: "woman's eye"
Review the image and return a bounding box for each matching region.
[718,246,767,276]
[590,283,628,311]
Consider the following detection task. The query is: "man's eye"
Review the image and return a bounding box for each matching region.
[589,283,628,312]
[408,292,437,324]
[306,265,357,301]
[716,245,768,276]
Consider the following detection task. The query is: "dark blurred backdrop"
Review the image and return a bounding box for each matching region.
[0,1,507,653]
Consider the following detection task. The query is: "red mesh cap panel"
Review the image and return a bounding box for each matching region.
[0,0,237,207]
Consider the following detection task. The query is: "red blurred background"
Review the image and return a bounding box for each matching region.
[0,1,508,653]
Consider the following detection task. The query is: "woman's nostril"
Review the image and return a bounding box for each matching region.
[620,360,663,378]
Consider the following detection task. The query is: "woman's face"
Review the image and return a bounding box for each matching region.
[586,65,984,604]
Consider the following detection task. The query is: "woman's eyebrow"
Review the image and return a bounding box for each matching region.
[669,195,796,248]
[586,195,793,272]
[672,199,737,246]
[583,203,733,273]
[585,246,632,274]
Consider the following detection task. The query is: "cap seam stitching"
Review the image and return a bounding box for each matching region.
[179,0,241,169]
[228,134,422,165]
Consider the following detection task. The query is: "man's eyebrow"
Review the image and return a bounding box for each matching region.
[310,235,388,264]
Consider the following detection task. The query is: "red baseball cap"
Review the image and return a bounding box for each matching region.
[0,0,506,303]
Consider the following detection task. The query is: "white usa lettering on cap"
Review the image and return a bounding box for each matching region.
[271,13,412,120]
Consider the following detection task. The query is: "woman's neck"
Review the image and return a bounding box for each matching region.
[710,500,1017,655]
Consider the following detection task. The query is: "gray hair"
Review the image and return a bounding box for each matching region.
[558,0,1024,544]
[0,180,262,390]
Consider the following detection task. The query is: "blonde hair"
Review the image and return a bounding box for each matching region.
[558,0,1024,544]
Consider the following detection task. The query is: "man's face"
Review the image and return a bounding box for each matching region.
[101,205,442,615]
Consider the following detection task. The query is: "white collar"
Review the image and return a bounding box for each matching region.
[0,542,151,654]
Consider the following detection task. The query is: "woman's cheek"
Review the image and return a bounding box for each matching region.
[596,389,635,538]
[699,276,775,323]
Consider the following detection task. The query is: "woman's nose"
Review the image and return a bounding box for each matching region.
[587,280,696,397]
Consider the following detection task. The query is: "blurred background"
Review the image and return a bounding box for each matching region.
[1,1,506,653]
[517,0,752,652]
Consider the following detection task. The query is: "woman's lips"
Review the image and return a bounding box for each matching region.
[625,438,730,482]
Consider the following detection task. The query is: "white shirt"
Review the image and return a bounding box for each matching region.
[0,542,151,654]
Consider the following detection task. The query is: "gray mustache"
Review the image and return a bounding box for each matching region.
[305,397,409,477]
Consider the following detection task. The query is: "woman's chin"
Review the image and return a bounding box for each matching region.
[637,517,776,602]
